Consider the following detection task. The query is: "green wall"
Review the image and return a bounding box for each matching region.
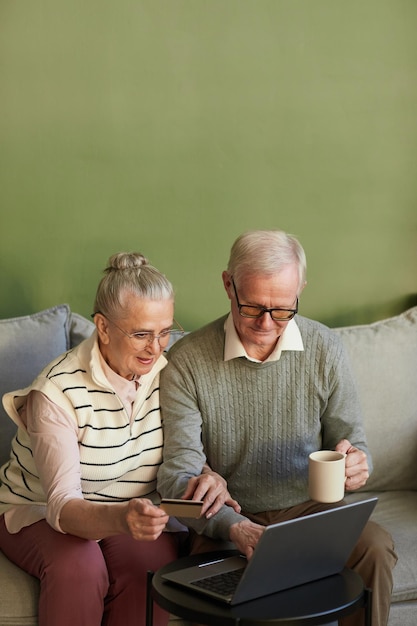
[1,1,416,330]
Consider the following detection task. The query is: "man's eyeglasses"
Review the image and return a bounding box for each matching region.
[92,313,184,349]
[231,278,298,322]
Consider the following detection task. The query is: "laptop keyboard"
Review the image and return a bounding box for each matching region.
[191,568,244,597]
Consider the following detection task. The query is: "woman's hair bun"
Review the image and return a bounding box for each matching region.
[105,252,149,273]
[93,250,174,316]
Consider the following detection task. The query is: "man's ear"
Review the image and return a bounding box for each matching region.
[222,271,233,301]
[299,280,307,296]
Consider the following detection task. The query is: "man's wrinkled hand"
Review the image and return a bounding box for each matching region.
[336,439,369,491]
[229,520,264,559]
[182,470,241,518]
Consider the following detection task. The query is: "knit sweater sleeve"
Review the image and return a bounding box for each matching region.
[157,320,247,541]
[319,329,373,471]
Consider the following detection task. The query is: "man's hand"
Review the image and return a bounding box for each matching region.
[229,520,265,559]
[335,439,369,491]
[182,467,241,519]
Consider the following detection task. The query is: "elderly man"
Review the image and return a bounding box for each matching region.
[158,229,397,626]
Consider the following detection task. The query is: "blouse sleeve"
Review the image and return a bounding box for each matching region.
[25,390,83,533]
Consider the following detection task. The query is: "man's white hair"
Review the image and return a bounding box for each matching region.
[226,230,306,294]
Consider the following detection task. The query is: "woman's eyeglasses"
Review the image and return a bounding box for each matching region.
[92,313,184,349]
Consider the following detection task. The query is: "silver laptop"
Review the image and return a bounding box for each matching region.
[162,497,377,605]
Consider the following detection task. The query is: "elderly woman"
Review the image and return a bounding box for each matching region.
[0,252,238,626]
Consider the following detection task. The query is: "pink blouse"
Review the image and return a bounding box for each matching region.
[4,352,141,534]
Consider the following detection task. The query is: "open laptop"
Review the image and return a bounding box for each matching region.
[162,497,377,605]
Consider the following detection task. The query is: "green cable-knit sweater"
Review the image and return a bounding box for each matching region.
[157,314,371,541]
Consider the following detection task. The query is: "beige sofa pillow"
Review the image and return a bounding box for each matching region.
[334,306,417,491]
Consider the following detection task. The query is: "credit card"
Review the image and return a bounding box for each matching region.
[160,498,204,518]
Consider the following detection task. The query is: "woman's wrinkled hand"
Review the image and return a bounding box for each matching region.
[125,498,169,541]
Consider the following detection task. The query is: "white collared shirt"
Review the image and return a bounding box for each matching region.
[223,313,304,363]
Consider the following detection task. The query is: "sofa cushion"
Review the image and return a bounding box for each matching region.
[0,551,38,625]
[334,306,417,491]
[0,305,94,468]
[69,311,95,348]
[347,490,417,605]
[372,491,417,603]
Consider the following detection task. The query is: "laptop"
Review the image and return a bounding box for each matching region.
[162,497,377,605]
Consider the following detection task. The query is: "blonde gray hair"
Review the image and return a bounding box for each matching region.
[93,252,173,319]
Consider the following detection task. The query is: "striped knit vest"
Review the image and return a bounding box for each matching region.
[0,335,164,510]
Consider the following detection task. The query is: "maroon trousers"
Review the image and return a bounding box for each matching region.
[0,515,184,626]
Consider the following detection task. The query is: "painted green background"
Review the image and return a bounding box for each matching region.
[1,1,416,330]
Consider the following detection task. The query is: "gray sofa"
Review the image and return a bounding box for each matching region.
[0,303,416,625]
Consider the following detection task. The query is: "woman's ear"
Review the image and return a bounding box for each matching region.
[94,313,111,345]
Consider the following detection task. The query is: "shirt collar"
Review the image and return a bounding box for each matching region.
[97,350,166,413]
[223,313,304,363]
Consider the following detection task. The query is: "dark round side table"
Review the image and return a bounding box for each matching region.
[146,550,372,626]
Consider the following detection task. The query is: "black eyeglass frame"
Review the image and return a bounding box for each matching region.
[231,277,298,322]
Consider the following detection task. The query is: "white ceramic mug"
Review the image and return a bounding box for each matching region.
[308,450,346,503]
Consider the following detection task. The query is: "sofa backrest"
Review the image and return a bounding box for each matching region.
[334,306,417,492]
[0,305,94,467]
